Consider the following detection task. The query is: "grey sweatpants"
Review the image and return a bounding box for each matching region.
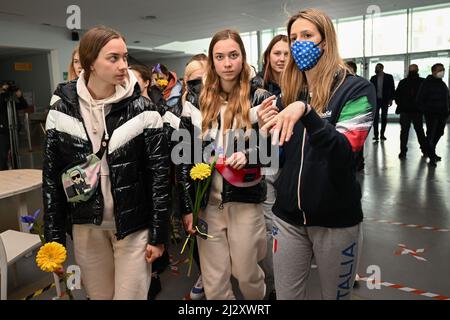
[259,171,280,296]
[273,215,362,300]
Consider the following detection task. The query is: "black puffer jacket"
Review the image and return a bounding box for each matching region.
[253,71,281,96]
[416,75,450,115]
[177,80,271,215]
[43,81,169,246]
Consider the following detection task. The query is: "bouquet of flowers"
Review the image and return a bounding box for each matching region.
[180,157,218,277]
[156,78,169,87]
[21,209,74,300]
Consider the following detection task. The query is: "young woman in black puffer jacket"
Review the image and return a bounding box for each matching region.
[43,26,169,300]
[177,29,271,300]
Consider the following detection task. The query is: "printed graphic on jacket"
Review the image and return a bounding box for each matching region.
[335,96,373,152]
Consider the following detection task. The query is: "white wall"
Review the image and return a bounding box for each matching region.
[0,20,79,91]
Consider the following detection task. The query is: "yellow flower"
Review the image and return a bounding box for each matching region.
[36,242,67,273]
[190,163,211,181]
[157,79,168,87]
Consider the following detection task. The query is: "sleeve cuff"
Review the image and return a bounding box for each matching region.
[300,108,326,135]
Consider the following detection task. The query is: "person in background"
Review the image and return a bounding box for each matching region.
[0,82,29,170]
[416,63,450,167]
[129,64,171,300]
[394,64,428,159]
[346,61,357,75]
[180,57,208,300]
[188,53,208,64]
[370,63,395,141]
[259,8,376,300]
[151,63,183,108]
[255,34,289,97]
[68,46,82,81]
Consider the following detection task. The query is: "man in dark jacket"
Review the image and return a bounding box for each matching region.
[394,64,427,159]
[416,63,450,166]
[0,82,29,170]
[370,63,395,141]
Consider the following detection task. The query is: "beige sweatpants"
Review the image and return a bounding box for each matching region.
[72,225,152,300]
[197,202,267,300]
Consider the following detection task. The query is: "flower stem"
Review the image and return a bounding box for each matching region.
[187,237,195,277]
[63,274,74,300]
[33,223,46,245]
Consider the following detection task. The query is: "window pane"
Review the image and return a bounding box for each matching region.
[365,10,407,56]
[241,31,258,70]
[337,17,363,59]
[276,27,287,35]
[261,29,274,54]
[411,4,450,53]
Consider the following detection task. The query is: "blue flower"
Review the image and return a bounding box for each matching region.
[152,63,162,74]
[20,209,41,230]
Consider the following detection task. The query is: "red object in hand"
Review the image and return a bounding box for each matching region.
[214,156,262,188]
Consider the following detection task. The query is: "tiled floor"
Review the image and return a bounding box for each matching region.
[2,123,449,300]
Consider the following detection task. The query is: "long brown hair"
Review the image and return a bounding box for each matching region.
[262,34,288,85]
[78,26,125,82]
[281,8,346,113]
[68,46,80,81]
[200,29,252,134]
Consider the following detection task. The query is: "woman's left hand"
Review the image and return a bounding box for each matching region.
[225,152,247,170]
[145,243,165,263]
[261,101,307,146]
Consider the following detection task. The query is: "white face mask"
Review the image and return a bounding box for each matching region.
[436,71,445,79]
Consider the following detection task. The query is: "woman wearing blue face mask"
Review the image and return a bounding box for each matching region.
[259,8,376,300]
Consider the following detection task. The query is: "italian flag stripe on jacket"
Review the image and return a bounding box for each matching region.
[335,96,373,152]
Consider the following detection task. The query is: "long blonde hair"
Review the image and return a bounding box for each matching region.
[281,8,347,113]
[200,29,251,134]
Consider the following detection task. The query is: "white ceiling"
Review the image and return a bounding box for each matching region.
[0,0,449,62]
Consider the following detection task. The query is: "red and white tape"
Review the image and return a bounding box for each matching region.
[358,276,450,300]
[394,244,427,261]
[365,217,450,233]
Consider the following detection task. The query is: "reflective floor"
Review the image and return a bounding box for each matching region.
[2,122,449,300]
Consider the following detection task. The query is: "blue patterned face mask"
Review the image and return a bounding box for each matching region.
[291,40,323,71]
